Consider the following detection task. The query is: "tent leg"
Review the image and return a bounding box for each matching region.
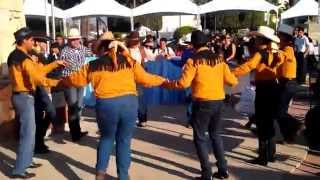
[96,17,99,39]
[106,17,109,32]
[63,18,67,36]
[130,16,134,31]
[214,15,217,32]
[51,0,56,39]
[45,0,50,37]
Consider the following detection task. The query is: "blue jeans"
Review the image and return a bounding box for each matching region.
[95,95,138,180]
[191,100,227,178]
[64,87,84,139]
[12,93,36,175]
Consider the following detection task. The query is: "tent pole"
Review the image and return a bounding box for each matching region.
[63,18,67,36]
[318,0,320,24]
[214,15,217,32]
[96,17,99,39]
[130,16,134,31]
[131,0,136,31]
[51,0,56,39]
[45,0,50,37]
[204,14,206,30]
[106,17,109,32]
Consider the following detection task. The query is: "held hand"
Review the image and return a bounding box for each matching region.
[109,41,129,53]
[56,60,67,67]
[161,79,171,89]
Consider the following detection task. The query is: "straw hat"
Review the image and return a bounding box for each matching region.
[94,32,115,53]
[68,28,81,39]
[278,24,294,36]
[250,26,280,43]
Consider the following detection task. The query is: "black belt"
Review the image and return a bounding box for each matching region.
[13,91,35,96]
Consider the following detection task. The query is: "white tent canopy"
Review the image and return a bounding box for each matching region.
[23,0,65,18]
[281,0,318,19]
[132,0,199,16]
[64,0,132,18]
[200,0,278,14]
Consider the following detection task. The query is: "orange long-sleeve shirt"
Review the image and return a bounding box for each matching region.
[63,54,166,99]
[165,48,238,101]
[7,48,60,93]
[277,46,297,79]
[233,51,282,81]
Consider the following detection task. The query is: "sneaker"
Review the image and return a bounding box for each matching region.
[11,172,36,179]
[212,171,229,179]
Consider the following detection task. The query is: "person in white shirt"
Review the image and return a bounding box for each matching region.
[143,40,156,61]
[294,27,309,84]
[305,34,317,73]
[126,31,150,127]
[154,38,176,60]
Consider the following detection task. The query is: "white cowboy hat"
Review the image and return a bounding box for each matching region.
[278,24,294,36]
[250,26,280,43]
[271,42,279,53]
[68,28,81,39]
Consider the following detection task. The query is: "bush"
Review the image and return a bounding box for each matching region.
[173,26,195,40]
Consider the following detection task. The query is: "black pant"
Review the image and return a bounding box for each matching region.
[191,100,227,178]
[296,52,307,84]
[255,80,279,141]
[34,87,57,149]
[277,79,297,118]
[277,79,299,140]
[64,87,84,139]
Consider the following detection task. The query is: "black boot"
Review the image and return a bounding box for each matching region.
[137,113,147,127]
[250,140,268,166]
[268,139,276,162]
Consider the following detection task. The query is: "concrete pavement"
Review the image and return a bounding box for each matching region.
[0,103,316,180]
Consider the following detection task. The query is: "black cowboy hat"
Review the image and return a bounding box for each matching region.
[191,30,208,46]
[14,27,34,43]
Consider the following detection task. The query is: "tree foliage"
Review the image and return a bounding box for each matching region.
[173,26,195,39]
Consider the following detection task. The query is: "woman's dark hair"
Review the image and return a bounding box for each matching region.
[257,36,272,45]
[97,40,113,53]
[160,37,167,42]
[193,43,207,50]
[16,35,33,46]
[279,32,293,43]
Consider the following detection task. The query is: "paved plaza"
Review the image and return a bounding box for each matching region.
[0,101,318,180]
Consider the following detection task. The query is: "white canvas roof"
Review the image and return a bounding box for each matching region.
[64,0,132,18]
[281,0,318,19]
[200,0,278,14]
[23,0,65,18]
[133,0,199,16]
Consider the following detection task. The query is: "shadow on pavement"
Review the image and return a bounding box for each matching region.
[0,139,95,180]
